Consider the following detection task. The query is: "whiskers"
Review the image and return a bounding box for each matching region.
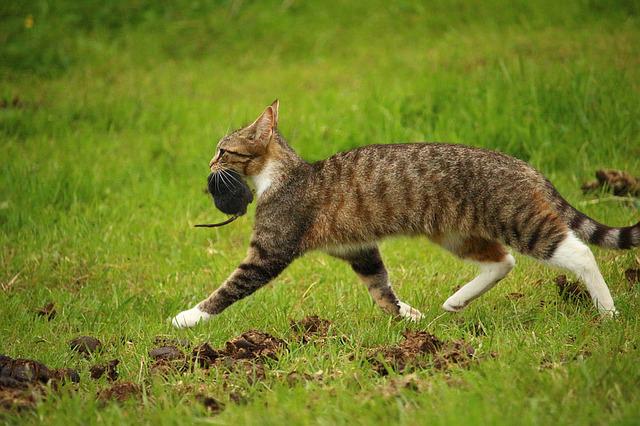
[210,167,244,193]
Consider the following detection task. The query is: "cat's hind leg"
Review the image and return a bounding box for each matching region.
[440,237,515,312]
[327,245,424,321]
[543,231,617,316]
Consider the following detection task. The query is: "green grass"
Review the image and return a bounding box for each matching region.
[1,0,640,424]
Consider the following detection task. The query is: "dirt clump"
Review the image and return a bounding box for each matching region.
[367,330,475,375]
[191,343,222,368]
[35,302,56,320]
[432,341,476,370]
[153,336,191,349]
[69,336,102,356]
[506,292,525,300]
[290,316,332,343]
[90,359,119,381]
[148,346,189,375]
[581,169,640,197]
[196,394,224,414]
[97,382,141,403]
[625,268,640,286]
[554,275,590,303]
[1,358,51,385]
[150,330,285,377]
[0,355,79,411]
[149,346,184,361]
[222,330,286,360]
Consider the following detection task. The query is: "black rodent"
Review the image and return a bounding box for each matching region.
[207,170,254,215]
[194,171,254,228]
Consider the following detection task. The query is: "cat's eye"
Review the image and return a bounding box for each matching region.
[224,150,256,159]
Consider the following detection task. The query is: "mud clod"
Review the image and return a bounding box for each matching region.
[153,336,191,349]
[554,275,590,303]
[69,336,102,356]
[196,394,224,414]
[148,346,188,375]
[223,330,286,360]
[432,341,475,370]
[191,343,221,368]
[1,358,51,384]
[149,346,184,362]
[50,368,80,384]
[581,169,640,197]
[97,382,141,403]
[625,268,640,286]
[35,302,56,320]
[90,359,119,381]
[367,330,475,375]
[0,387,38,411]
[290,316,332,343]
[0,355,79,410]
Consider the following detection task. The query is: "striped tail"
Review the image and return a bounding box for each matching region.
[550,187,640,249]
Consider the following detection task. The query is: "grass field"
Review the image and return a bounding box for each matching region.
[2,0,640,424]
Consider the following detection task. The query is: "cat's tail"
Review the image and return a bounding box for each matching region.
[549,185,640,249]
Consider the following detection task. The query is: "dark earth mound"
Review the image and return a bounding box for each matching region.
[366,330,475,375]
[69,336,102,356]
[149,330,286,376]
[554,275,590,303]
[581,169,640,197]
[0,355,79,411]
[625,268,640,286]
[97,382,141,403]
[35,302,56,320]
[290,316,332,343]
[90,359,119,381]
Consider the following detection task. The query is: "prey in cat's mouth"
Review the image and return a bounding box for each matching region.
[194,169,253,228]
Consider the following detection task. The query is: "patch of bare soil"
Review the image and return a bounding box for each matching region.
[69,336,102,356]
[554,275,590,303]
[97,382,141,403]
[581,169,640,197]
[366,330,475,375]
[290,316,332,343]
[0,355,79,411]
[90,359,119,381]
[149,330,286,377]
[35,302,56,320]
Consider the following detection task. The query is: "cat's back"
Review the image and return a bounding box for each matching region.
[313,142,543,189]
[303,142,551,248]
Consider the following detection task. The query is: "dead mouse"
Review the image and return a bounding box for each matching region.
[195,171,254,228]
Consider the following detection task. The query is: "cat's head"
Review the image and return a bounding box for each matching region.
[209,100,280,177]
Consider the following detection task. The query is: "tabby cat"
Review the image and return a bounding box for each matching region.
[172,100,639,328]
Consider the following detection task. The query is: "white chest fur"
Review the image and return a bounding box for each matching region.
[251,162,276,197]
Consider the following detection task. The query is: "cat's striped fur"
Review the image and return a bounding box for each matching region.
[172,101,639,328]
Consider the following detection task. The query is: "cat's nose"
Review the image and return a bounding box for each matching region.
[209,157,217,171]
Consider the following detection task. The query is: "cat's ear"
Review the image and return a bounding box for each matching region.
[248,100,279,145]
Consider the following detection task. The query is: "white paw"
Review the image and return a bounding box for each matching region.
[171,306,211,329]
[398,301,424,321]
[600,307,619,319]
[442,297,467,312]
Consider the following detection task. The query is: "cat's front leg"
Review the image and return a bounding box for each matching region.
[172,241,294,328]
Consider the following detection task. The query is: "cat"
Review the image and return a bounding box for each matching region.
[172,100,639,328]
